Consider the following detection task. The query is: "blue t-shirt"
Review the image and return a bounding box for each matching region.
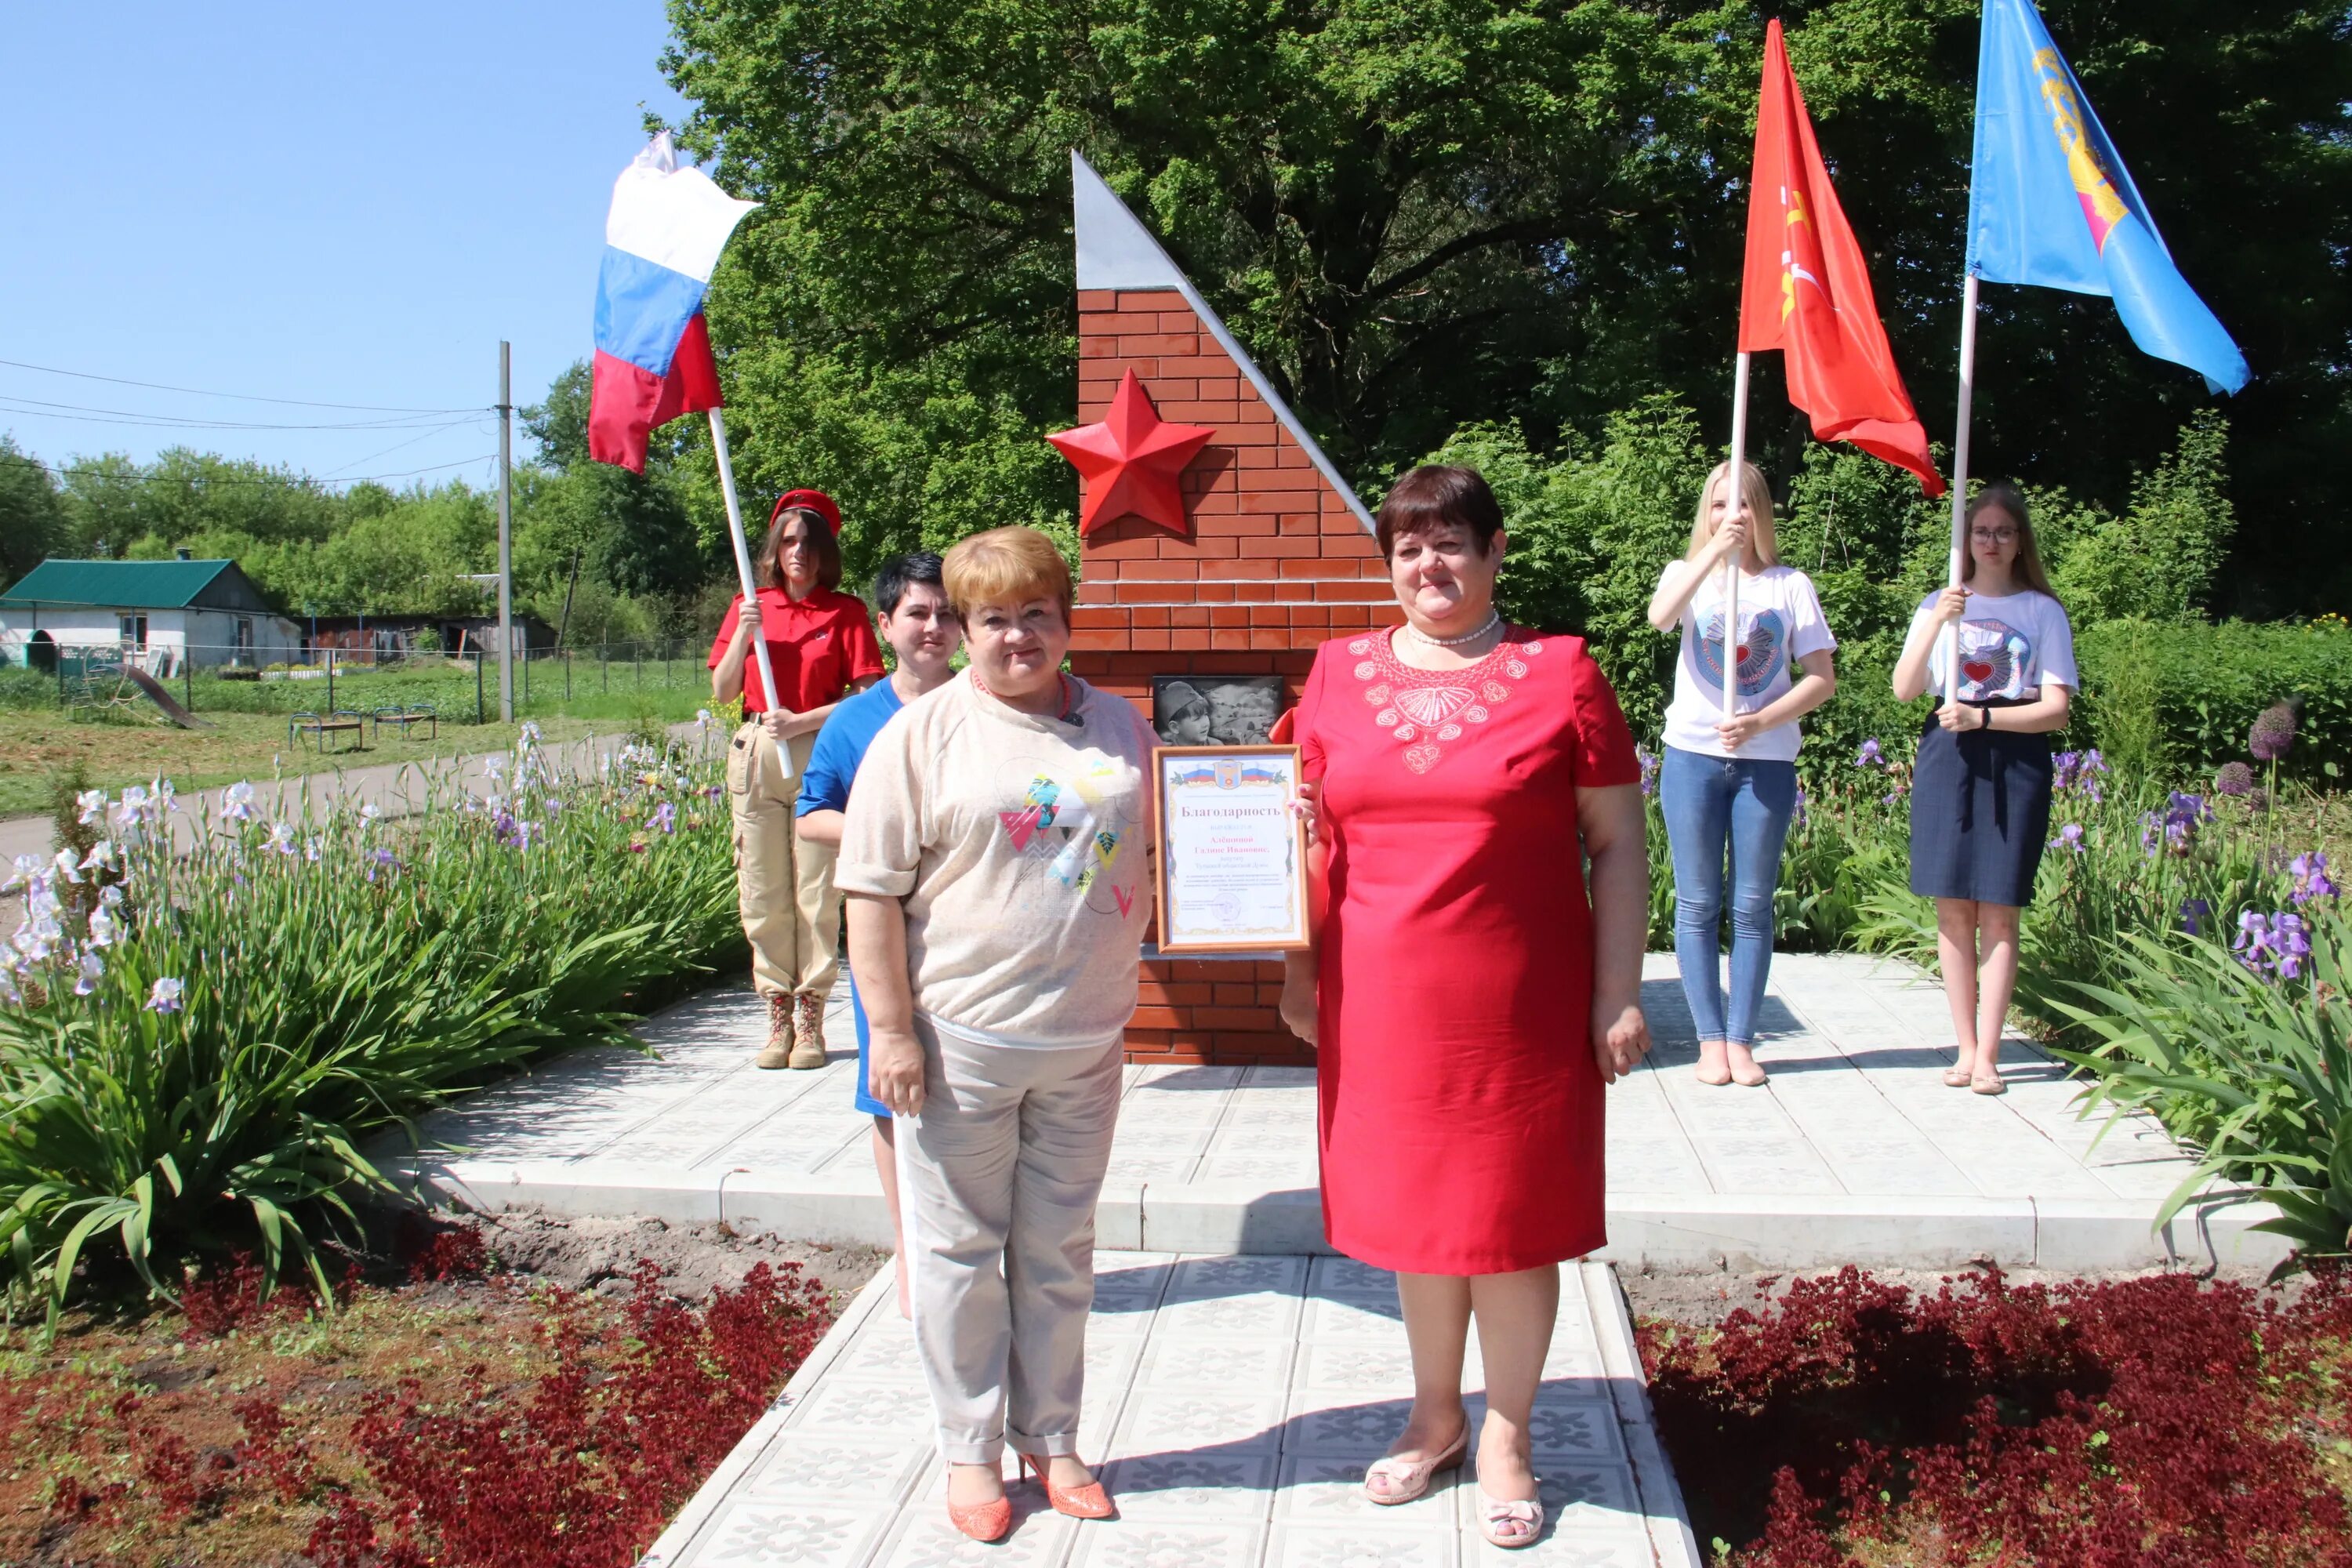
[796,677,905,1115]
[795,677,905,819]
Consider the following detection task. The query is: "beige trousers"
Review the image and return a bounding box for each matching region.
[896,1018,1123,1464]
[727,722,840,998]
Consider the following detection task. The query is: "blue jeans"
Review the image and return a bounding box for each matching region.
[1659,746,1798,1047]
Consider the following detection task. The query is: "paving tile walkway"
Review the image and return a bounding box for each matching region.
[392,952,2285,1272]
[641,1255,1698,1568]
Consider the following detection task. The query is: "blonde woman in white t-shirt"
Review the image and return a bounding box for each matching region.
[839,526,1153,1543]
[1646,460,1837,1087]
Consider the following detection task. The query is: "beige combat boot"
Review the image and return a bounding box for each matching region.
[755,993,796,1069]
[788,990,827,1069]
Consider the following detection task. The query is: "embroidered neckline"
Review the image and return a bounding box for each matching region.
[1345,627,1543,775]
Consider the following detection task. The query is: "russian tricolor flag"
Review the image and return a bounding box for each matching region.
[587,133,759,472]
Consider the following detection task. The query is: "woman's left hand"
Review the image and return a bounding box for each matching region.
[1935,701,1980,733]
[1714,713,1766,751]
[1590,1002,1651,1084]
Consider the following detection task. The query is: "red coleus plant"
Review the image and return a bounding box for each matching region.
[309,1258,830,1568]
[1638,1264,2352,1568]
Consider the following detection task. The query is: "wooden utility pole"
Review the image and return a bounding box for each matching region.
[496,341,515,722]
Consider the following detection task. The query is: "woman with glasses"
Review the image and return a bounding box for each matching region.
[1890,483,2077,1095]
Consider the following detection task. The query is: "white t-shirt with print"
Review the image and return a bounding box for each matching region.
[1910,588,2078,702]
[1659,563,1837,763]
[835,670,1154,1049]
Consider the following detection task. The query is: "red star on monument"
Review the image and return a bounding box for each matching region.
[1047,369,1216,539]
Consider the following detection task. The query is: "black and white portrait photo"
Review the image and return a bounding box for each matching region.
[1153,674,1287,746]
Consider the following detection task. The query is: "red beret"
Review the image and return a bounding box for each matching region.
[770,488,842,536]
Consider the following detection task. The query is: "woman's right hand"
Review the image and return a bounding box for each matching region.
[1930,585,1969,625]
[1708,517,1750,566]
[1293,777,1327,848]
[1278,962,1318,1047]
[868,1025,927,1116]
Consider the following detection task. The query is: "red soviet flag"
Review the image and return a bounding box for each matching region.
[1739,20,1944,495]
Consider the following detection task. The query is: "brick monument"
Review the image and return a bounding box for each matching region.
[1054,154,1401,1068]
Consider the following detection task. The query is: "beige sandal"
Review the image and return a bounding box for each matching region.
[1477,1486,1545,1548]
[1363,1425,1468,1505]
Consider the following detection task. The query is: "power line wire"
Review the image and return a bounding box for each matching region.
[0,450,499,489]
[0,354,484,415]
[0,395,491,433]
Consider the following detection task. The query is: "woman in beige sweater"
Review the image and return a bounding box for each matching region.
[838,526,1154,1542]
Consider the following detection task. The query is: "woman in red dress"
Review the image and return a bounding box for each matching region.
[1279,465,1652,1549]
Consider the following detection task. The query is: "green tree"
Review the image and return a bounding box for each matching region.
[662,0,2351,613]
[0,436,67,585]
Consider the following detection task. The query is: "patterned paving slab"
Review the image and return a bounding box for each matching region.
[384,953,2286,1271]
[641,1256,1700,1568]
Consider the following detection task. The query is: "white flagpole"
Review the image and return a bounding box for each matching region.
[707,408,792,780]
[1722,351,1751,725]
[1942,272,1980,707]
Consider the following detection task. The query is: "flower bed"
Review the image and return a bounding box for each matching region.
[1639,1265,2352,1567]
[3,1226,835,1568]
[0,721,744,1313]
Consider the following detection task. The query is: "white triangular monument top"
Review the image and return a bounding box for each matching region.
[1072,151,1374,532]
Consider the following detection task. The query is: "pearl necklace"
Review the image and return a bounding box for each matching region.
[1400,612,1502,649]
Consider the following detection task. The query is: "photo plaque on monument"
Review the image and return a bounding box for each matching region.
[1152,673,1287,746]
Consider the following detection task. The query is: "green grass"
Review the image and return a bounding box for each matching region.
[0,657,717,819]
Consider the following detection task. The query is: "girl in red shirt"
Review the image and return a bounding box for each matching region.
[710,489,887,1068]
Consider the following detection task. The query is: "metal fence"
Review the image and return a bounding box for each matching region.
[2,639,714,730]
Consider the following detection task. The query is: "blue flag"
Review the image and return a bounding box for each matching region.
[1967,0,2250,394]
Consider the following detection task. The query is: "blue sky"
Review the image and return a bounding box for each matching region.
[0,2,691,488]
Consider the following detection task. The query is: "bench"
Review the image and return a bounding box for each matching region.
[289,710,367,753]
[372,702,438,742]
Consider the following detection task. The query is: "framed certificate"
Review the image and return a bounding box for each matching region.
[1153,746,1311,953]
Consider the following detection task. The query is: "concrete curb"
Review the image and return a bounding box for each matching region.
[386,1156,2296,1272]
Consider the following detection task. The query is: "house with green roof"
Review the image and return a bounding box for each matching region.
[0,556,301,672]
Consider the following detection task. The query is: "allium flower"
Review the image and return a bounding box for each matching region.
[650,801,677,835]
[2180,898,2212,937]
[2215,761,2256,798]
[2049,822,2086,854]
[220,781,257,822]
[76,789,107,826]
[1856,739,1886,768]
[2249,702,2297,763]
[2291,851,2338,906]
[1635,746,1660,798]
[86,906,119,949]
[146,976,185,1013]
[74,951,103,996]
